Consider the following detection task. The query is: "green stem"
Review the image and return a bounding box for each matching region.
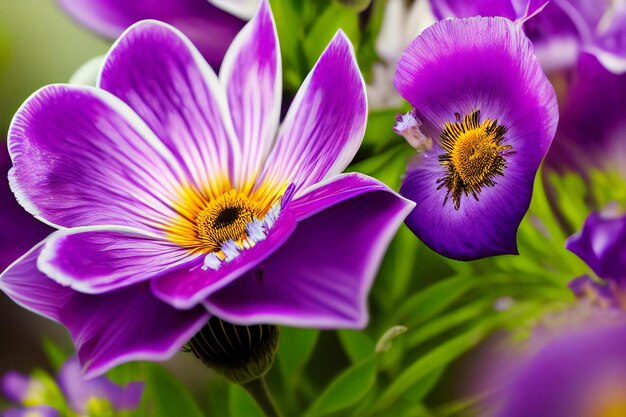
[242,377,282,417]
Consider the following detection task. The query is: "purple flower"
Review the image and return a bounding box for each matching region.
[431,0,626,73]
[566,209,626,309]
[495,323,626,417]
[430,0,549,22]
[1,0,413,378]
[547,53,626,175]
[1,357,142,416]
[393,17,558,260]
[57,0,246,68]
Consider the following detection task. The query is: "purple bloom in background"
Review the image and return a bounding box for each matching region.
[1,357,142,416]
[547,53,626,175]
[566,209,626,309]
[0,149,51,271]
[1,0,413,377]
[430,0,549,22]
[495,323,626,417]
[431,0,626,73]
[57,0,246,68]
[393,17,558,260]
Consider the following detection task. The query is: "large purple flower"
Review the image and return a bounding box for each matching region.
[431,0,626,72]
[393,17,558,260]
[57,0,246,68]
[495,323,626,417]
[2,356,142,416]
[0,0,413,377]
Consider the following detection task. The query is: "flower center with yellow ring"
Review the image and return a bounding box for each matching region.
[437,110,514,209]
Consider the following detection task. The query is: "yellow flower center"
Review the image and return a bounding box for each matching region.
[166,180,287,269]
[195,190,258,252]
[437,110,513,209]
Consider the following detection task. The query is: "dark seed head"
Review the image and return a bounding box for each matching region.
[186,317,279,384]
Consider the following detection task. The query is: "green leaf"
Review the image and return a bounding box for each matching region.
[338,330,375,363]
[406,300,491,348]
[303,3,360,67]
[305,358,376,417]
[42,338,69,371]
[278,327,320,382]
[374,323,495,412]
[228,384,265,417]
[269,0,307,89]
[144,364,205,417]
[362,108,404,152]
[394,275,476,326]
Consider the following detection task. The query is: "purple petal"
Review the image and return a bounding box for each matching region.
[58,357,142,414]
[99,21,239,198]
[204,174,414,329]
[150,211,298,310]
[220,0,281,191]
[57,0,244,68]
[394,17,557,260]
[257,31,367,196]
[0,243,209,378]
[1,372,31,403]
[38,227,197,294]
[430,0,519,20]
[566,211,626,285]
[8,84,184,232]
[0,148,51,271]
[591,4,626,73]
[547,53,626,174]
[496,323,626,417]
[2,406,60,417]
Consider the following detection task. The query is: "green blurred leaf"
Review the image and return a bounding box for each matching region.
[338,330,375,363]
[362,108,404,152]
[303,3,360,67]
[278,327,320,382]
[405,300,491,349]
[144,364,205,417]
[42,338,69,372]
[374,323,495,412]
[394,275,476,326]
[305,358,376,417]
[228,384,264,417]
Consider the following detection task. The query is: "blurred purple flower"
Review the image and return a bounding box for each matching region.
[57,0,247,68]
[1,0,413,378]
[495,323,626,417]
[566,209,626,309]
[1,357,142,416]
[430,0,626,73]
[393,17,558,260]
[547,53,626,175]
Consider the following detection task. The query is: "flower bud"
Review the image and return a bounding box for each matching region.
[186,317,279,384]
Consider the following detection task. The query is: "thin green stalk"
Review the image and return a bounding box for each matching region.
[241,377,282,417]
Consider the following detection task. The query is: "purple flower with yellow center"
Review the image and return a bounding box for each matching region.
[57,0,248,68]
[1,357,142,417]
[495,323,626,417]
[0,0,413,377]
[566,208,626,310]
[431,0,626,73]
[393,17,558,260]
